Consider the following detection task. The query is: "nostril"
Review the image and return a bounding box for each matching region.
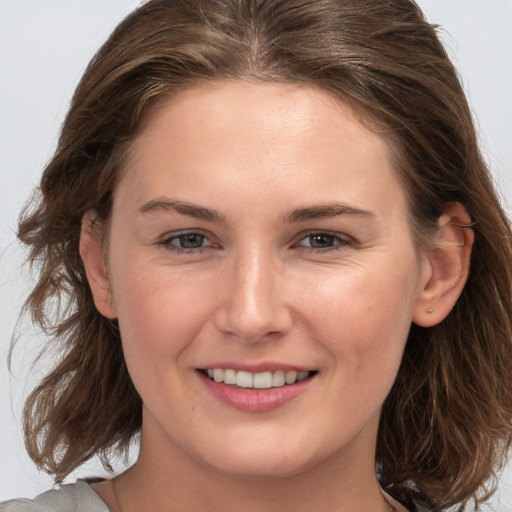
[213,298,293,343]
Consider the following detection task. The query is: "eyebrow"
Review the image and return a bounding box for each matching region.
[285,202,375,223]
[138,197,374,224]
[139,198,227,223]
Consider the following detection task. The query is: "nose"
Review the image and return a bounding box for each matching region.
[213,250,293,343]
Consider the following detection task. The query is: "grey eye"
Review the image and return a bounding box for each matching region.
[306,233,336,248]
[175,233,206,248]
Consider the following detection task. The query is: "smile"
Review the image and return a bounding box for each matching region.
[198,368,317,412]
[201,368,314,389]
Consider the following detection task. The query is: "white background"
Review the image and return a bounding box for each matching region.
[1,1,511,508]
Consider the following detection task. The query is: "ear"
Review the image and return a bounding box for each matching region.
[413,203,474,327]
[79,211,117,319]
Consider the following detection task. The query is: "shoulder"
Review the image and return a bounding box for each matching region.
[0,480,110,512]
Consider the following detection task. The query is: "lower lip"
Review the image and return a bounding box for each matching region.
[198,371,314,412]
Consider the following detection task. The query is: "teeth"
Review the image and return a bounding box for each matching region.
[297,371,309,382]
[285,370,298,384]
[253,371,272,389]
[224,369,236,385]
[236,371,253,388]
[271,370,285,387]
[203,368,312,388]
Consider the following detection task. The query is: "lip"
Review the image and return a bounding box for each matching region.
[198,361,311,373]
[197,369,316,412]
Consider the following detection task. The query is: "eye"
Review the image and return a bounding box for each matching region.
[171,233,207,249]
[158,230,217,254]
[296,231,352,251]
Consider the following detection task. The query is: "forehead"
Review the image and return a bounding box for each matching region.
[133,80,382,147]
[118,80,407,224]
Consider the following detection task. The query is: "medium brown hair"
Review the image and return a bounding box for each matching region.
[15,0,512,510]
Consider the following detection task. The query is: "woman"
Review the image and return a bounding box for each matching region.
[2,0,512,511]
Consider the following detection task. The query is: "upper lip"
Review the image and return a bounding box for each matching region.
[197,361,314,373]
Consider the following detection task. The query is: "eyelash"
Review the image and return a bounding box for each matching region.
[294,230,354,252]
[158,230,215,255]
[157,230,354,255]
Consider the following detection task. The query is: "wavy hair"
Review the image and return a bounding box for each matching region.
[15,1,512,510]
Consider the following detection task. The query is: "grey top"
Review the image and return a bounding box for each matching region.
[0,481,109,512]
[1,480,420,511]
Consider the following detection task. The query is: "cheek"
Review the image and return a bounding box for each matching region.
[110,261,213,376]
[301,256,418,373]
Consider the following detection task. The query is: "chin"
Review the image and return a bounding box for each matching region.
[191,432,330,480]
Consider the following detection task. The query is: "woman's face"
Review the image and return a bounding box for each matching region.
[100,82,431,478]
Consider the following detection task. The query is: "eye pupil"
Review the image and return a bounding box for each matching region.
[179,233,204,248]
[310,233,335,248]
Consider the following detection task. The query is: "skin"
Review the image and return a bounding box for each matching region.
[81,81,472,512]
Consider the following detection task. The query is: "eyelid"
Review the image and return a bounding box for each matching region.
[160,228,203,240]
[157,229,219,251]
[155,228,355,254]
[293,230,355,250]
